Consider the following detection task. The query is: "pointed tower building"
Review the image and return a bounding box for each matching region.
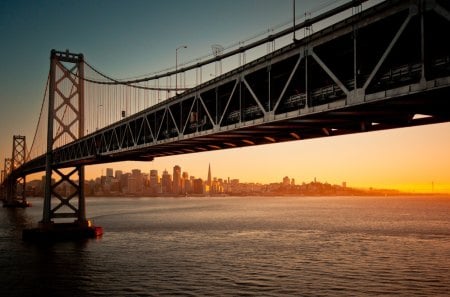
[207,163,212,188]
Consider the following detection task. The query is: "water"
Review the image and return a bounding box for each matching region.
[1,196,449,296]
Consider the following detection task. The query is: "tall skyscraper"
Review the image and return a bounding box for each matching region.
[131,169,143,193]
[182,171,189,194]
[161,169,172,194]
[207,163,212,187]
[173,165,181,194]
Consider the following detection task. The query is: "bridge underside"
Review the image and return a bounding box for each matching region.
[67,84,450,162]
[143,86,450,154]
[18,0,450,175]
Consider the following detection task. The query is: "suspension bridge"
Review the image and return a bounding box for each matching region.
[1,0,449,240]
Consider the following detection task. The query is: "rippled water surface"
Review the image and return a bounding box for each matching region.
[1,196,450,296]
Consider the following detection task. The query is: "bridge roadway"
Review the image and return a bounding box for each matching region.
[17,0,450,177]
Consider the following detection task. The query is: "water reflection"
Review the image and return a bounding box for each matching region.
[3,208,34,236]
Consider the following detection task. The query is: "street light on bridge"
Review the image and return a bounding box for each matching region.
[175,45,187,95]
[292,0,296,41]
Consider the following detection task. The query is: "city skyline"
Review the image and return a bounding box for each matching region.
[1,0,450,194]
[26,161,446,195]
[26,161,412,197]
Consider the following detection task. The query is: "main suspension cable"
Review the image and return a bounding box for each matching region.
[28,73,50,161]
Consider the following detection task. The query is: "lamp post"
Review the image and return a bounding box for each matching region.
[293,0,296,41]
[175,45,187,94]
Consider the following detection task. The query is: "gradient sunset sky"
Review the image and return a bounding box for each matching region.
[1,0,449,193]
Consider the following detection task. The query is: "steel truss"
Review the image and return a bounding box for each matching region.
[41,50,87,225]
[17,0,450,175]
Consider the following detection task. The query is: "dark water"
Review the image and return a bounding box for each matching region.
[1,196,450,296]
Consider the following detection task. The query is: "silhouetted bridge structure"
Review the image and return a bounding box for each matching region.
[1,0,449,239]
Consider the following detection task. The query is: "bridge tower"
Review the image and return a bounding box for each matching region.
[0,158,12,202]
[42,50,86,226]
[2,136,30,208]
[24,50,102,239]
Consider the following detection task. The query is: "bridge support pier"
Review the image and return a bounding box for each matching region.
[23,50,102,241]
[2,175,29,208]
[37,165,99,229]
[24,164,102,241]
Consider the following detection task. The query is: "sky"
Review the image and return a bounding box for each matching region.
[1,0,450,193]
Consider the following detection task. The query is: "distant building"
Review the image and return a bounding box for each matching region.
[149,170,160,194]
[207,163,212,188]
[173,165,181,194]
[184,179,191,194]
[128,176,137,194]
[87,180,96,196]
[106,168,114,178]
[182,171,189,193]
[211,177,223,194]
[110,178,121,193]
[193,178,204,194]
[161,169,172,194]
[131,169,143,193]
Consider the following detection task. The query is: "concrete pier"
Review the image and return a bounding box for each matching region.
[22,220,103,241]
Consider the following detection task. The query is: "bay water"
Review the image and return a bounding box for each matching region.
[1,196,449,296]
